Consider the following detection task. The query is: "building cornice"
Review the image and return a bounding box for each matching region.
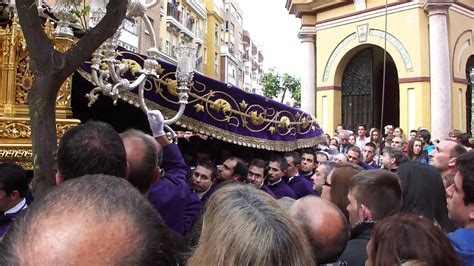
[423,0,453,16]
[450,2,474,17]
[315,1,417,31]
[286,0,352,18]
[298,25,317,41]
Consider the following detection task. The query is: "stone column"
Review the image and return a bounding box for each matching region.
[424,1,453,140]
[298,28,316,117]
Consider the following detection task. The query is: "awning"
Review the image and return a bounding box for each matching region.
[74,48,324,151]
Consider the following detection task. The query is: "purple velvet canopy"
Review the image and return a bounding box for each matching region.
[77,48,324,151]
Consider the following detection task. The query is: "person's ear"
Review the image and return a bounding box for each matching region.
[448,157,457,168]
[153,167,161,184]
[232,174,241,181]
[360,204,372,221]
[390,157,396,166]
[9,190,20,201]
[55,172,63,185]
[468,204,474,221]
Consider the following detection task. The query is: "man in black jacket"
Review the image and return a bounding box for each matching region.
[339,169,402,266]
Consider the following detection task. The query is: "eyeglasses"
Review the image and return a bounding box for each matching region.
[323,180,332,187]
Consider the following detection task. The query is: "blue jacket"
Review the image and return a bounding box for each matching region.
[266,179,297,199]
[288,175,316,199]
[148,143,201,235]
[448,228,474,266]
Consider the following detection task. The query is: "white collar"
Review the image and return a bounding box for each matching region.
[268,179,282,186]
[5,198,27,215]
[196,186,212,200]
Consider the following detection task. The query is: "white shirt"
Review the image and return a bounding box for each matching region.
[356,136,370,150]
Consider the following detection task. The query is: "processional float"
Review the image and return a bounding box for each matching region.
[0,0,324,169]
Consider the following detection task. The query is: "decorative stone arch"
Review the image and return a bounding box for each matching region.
[452,29,474,80]
[322,29,414,86]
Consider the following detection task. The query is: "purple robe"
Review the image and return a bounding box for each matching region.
[148,143,201,235]
[260,183,277,198]
[359,161,378,170]
[288,176,316,199]
[299,171,314,182]
[0,201,27,238]
[266,179,297,199]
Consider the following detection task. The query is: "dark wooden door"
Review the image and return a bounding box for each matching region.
[467,56,473,135]
[342,48,373,132]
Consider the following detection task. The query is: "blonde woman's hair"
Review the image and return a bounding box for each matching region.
[187,183,315,266]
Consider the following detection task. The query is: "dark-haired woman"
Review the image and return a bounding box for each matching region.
[407,137,429,164]
[397,162,454,232]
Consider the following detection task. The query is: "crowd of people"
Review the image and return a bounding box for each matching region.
[0,113,473,265]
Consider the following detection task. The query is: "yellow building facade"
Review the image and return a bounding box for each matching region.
[158,0,207,72]
[287,0,474,139]
[203,0,224,80]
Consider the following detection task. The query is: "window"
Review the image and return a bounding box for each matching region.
[122,18,137,34]
[165,41,171,55]
[224,21,229,32]
[214,52,219,75]
[214,23,219,45]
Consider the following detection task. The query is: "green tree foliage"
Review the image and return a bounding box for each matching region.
[261,68,301,107]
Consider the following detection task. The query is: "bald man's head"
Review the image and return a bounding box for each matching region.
[290,196,350,265]
[0,174,177,265]
[120,129,163,194]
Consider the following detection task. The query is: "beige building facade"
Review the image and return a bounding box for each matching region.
[220,0,245,88]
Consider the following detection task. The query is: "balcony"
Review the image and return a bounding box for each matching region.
[184,0,207,19]
[195,56,203,72]
[242,30,250,46]
[258,51,264,63]
[166,4,183,32]
[181,26,194,42]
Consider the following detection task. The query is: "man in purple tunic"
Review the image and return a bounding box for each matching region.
[145,111,201,235]
[0,162,29,238]
[246,159,276,198]
[285,152,316,199]
[200,156,248,204]
[266,156,297,199]
[299,149,317,181]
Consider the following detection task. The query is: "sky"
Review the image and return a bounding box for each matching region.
[237,0,304,80]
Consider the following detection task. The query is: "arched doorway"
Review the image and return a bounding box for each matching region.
[341,46,399,131]
[466,55,474,135]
